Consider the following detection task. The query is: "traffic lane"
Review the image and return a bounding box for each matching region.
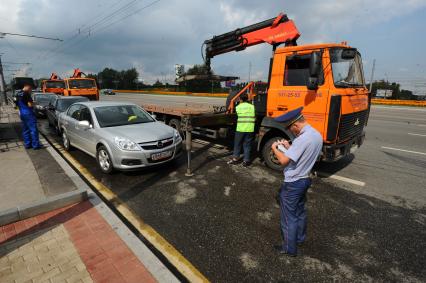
[315,118,426,209]
[40,119,426,282]
[102,92,226,108]
[369,106,426,125]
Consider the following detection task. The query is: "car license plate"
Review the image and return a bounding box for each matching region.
[151,150,173,161]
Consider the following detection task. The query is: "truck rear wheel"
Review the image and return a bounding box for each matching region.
[262,137,284,171]
[168,118,182,133]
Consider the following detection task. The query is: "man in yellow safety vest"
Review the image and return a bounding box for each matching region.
[227,93,256,167]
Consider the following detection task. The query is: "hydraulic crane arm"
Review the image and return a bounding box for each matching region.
[49,73,61,80]
[203,13,300,69]
[71,68,86,78]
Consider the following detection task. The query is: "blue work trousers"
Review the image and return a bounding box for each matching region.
[279,178,311,255]
[20,113,40,149]
[233,132,254,162]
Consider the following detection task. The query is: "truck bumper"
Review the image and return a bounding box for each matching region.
[322,132,365,162]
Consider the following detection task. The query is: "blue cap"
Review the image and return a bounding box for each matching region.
[275,107,304,125]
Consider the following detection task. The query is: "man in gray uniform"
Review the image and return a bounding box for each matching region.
[271,107,323,256]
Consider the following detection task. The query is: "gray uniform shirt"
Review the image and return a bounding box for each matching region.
[284,125,323,183]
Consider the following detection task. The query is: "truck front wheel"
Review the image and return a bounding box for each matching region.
[262,137,284,171]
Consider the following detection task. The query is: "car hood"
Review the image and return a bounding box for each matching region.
[101,121,175,143]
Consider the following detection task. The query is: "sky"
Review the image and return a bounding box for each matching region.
[1,0,426,94]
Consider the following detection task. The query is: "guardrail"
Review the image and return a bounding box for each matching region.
[371,98,426,107]
[112,89,228,97]
[113,90,426,106]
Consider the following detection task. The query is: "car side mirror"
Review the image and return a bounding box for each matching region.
[78,120,91,130]
[48,105,55,110]
[307,51,322,90]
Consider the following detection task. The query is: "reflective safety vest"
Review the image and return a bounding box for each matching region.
[236,102,255,133]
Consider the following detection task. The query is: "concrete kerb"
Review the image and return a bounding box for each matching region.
[0,189,87,226]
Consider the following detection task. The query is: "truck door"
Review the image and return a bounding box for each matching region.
[274,51,329,138]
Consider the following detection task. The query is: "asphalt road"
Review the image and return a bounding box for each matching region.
[39,93,426,282]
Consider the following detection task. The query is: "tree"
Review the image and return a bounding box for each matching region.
[371,80,416,100]
[153,79,164,88]
[180,64,220,92]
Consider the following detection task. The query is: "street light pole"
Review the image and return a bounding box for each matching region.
[0,55,8,105]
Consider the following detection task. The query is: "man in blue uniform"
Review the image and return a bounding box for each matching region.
[16,83,42,149]
[271,107,322,257]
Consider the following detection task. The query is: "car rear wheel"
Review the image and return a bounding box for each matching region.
[62,131,72,151]
[97,146,114,174]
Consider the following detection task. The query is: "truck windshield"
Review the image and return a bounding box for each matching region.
[45,81,65,88]
[330,48,365,88]
[68,79,96,89]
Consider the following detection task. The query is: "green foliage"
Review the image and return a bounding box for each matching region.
[97,67,139,89]
[180,64,220,92]
[371,80,416,100]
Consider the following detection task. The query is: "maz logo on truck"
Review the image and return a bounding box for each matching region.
[354,118,360,126]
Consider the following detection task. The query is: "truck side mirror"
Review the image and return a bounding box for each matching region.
[307,51,321,90]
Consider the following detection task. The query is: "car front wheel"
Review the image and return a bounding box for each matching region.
[96,145,114,174]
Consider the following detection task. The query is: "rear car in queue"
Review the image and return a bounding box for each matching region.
[32,92,57,118]
[58,101,183,173]
[46,96,90,135]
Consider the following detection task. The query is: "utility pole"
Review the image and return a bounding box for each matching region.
[369,59,376,93]
[0,55,8,105]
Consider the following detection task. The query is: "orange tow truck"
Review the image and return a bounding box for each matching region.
[63,69,99,100]
[126,12,371,171]
[41,73,65,95]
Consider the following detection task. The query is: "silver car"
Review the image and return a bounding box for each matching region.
[58,101,182,173]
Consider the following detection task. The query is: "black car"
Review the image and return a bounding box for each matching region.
[46,96,90,135]
[32,93,57,118]
[103,89,115,95]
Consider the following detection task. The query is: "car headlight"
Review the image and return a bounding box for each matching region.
[174,130,181,141]
[114,137,141,151]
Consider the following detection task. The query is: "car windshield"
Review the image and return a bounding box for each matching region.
[68,79,96,89]
[330,48,365,88]
[57,98,89,112]
[45,80,65,88]
[34,94,53,105]
[94,105,154,128]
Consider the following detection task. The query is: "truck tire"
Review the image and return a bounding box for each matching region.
[168,118,182,133]
[262,137,284,171]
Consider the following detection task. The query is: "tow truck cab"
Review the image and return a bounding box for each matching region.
[258,43,369,167]
[41,79,65,95]
[63,78,99,101]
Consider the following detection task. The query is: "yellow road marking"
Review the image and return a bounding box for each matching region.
[48,139,209,283]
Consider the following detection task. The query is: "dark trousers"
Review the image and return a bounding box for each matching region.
[20,113,40,149]
[279,178,311,255]
[232,132,254,162]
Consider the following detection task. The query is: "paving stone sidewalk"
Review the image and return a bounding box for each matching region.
[0,201,157,283]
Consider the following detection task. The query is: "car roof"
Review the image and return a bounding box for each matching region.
[77,101,137,108]
[56,96,89,100]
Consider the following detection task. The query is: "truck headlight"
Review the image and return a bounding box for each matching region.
[174,130,181,142]
[114,137,141,151]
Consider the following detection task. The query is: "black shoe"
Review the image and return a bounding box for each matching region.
[24,146,32,149]
[273,245,297,257]
[242,161,251,167]
[33,145,47,150]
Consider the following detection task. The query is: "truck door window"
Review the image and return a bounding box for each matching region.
[283,54,323,86]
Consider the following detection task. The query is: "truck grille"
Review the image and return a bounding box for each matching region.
[338,110,368,141]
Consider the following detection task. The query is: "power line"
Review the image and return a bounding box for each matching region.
[39,0,160,63]
[36,0,144,62]
[0,32,62,41]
